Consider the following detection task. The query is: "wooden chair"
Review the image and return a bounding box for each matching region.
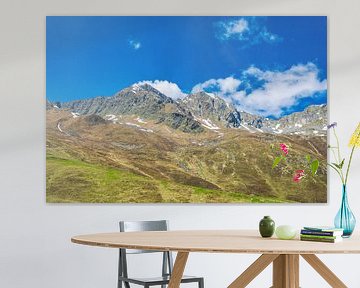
[118,220,204,288]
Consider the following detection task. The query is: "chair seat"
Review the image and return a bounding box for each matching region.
[119,274,203,286]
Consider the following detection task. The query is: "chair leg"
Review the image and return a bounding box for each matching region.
[118,249,122,288]
[199,278,204,288]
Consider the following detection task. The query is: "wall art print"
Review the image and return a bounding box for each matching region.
[46,16,328,203]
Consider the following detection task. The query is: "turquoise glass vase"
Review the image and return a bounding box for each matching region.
[334,185,356,237]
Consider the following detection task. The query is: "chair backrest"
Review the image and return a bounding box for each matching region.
[120,220,168,232]
[119,220,169,254]
[118,220,173,282]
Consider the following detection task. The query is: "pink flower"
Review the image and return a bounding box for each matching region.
[293,169,305,183]
[279,143,289,156]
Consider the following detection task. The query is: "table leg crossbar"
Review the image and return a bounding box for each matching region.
[228,254,279,288]
[301,254,347,288]
[167,252,348,288]
[226,254,347,288]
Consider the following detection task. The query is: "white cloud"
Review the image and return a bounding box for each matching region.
[220,19,249,39]
[219,77,242,93]
[240,63,327,117]
[216,17,281,47]
[260,30,279,43]
[192,76,241,94]
[129,40,141,50]
[191,79,217,93]
[137,80,186,99]
[191,63,327,117]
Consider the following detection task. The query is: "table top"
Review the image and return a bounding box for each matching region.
[71,230,360,254]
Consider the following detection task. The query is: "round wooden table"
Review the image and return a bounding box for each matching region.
[72,230,360,288]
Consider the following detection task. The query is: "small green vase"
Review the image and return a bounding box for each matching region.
[259,216,275,238]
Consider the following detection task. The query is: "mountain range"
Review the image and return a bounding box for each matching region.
[46,83,327,203]
[48,83,327,136]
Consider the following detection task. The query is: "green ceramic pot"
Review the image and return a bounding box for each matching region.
[259,216,275,238]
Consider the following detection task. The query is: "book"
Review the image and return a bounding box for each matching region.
[300,236,343,243]
[300,234,341,240]
[301,229,343,237]
[303,226,344,233]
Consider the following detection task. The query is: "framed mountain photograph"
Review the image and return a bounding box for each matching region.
[46,16,328,203]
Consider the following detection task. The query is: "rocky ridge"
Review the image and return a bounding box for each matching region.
[49,83,327,136]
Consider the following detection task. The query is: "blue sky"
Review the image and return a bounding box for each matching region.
[46,16,327,118]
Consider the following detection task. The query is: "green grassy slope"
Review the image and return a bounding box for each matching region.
[46,156,286,203]
[46,110,327,203]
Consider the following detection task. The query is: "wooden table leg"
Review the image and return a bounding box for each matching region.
[228,254,279,288]
[168,252,189,288]
[272,254,299,288]
[229,253,347,288]
[288,255,300,288]
[301,254,347,288]
[273,254,286,288]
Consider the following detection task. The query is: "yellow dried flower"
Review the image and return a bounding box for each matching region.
[349,122,360,147]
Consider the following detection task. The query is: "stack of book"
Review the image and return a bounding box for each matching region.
[300,226,344,243]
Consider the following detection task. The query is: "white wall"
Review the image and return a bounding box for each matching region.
[1,0,360,287]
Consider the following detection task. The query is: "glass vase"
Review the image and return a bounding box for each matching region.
[334,185,356,237]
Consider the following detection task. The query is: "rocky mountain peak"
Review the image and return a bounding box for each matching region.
[55,82,327,136]
[181,91,244,128]
[60,83,203,133]
[181,91,239,126]
[46,99,61,110]
[121,83,169,101]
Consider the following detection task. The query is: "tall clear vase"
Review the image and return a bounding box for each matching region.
[334,185,356,237]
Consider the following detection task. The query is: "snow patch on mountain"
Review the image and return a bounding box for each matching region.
[126,122,142,128]
[240,124,250,131]
[136,117,147,124]
[124,121,154,133]
[105,114,119,123]
[201,119,220,130]
[131,84,141,94]
[205,92,216,99]
[140,128,154,133]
